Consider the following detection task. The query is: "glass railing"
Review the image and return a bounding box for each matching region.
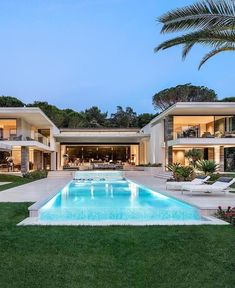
[34,132,50,146]
[173,130,235,140]
[0,132,50,147]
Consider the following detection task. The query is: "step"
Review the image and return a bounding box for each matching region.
[48,171,73,178]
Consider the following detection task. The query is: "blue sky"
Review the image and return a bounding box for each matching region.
[0,0,234,114]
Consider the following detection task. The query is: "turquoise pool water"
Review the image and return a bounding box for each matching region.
[39,179,202,223]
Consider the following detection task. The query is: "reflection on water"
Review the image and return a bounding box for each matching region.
[39,180,202,221]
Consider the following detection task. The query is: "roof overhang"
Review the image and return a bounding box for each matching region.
[0,107,59,130]
[168,138,235,147]
[54,133,150,144]
[5,141,53,152]
[150,102,235,127]
[0,142,12,151]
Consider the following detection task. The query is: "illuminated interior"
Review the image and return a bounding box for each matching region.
[173,116,235,139]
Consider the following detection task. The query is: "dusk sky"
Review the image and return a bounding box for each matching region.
[0,0,234,114]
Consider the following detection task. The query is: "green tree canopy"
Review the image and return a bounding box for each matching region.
[137,113,157,128]
[110,106,138,128]
[0,96,25,107]
[220,97,235,102]
[152,84,217,111]
[27,101,67,128]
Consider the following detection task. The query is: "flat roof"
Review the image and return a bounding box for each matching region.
[60,128,140,132]
[149,102,235,127]
[0,107,59,129]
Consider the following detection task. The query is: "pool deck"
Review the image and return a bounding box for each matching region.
[0,171,234,225]
[0,177,72,202]
[125,171,235,214]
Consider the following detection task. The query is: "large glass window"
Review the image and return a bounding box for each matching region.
[224,148,235,172]
[65,145,131,164]
[173,116,214,139]
[0,119,17,140]
[173,116,235,139]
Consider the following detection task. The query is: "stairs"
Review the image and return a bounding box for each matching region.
[48,170,74,178]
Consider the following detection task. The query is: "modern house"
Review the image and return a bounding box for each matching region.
[0,102,235,172]
[0,108,59,173]
[141,102,235,172]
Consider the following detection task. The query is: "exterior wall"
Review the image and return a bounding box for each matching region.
[16,118,32,138]
[141,121,165,166]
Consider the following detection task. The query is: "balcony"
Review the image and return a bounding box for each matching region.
[0,133,50,146]
[174,128,235,140]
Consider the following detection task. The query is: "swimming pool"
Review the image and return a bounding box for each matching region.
[39,178,203,224]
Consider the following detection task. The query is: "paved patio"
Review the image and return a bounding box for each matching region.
[125,171,235,213]
[0,177,72,202]
[0,171,235,214]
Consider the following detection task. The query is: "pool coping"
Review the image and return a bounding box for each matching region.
[18,216,228,226]
[22,177,229,226]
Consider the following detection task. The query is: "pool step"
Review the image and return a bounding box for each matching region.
[48,171,73,178]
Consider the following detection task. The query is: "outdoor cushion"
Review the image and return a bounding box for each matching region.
[195,175,207,180]
[217,177,233,183]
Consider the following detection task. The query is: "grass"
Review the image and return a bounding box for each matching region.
[0,174,34,191]
[0,203,235,288]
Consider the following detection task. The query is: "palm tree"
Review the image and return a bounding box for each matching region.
[155,0,235,69]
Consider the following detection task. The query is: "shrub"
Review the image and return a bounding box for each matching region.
[137,163,162,167]
[166,163,182,181]
[196,160,219,175]
[175,166,194,181]
[185,149,203,167]
[215,206,235,226]
[23,170,48,180]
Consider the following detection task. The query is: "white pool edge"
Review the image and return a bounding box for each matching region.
[20,177,229,226]
[17,216,228,226]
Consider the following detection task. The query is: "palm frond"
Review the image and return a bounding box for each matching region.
[159,0,235,33]
[182,43,195,59]
[155,30,235,52]
[198,45,235,69]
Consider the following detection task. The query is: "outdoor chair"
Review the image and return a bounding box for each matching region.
[166,175,210,191]
[182,177,235,196]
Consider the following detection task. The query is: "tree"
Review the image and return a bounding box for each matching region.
[155,0,235,69]
[185,149,203,167]
[111,106,138,128]
[152,84,217,111]
[220,97,235,102]
[137,113,157,128]
[196,160,220,175]
[27,101,67,128]
[66,111,88,128]
[0,96,25,107]
[83,106,108,128]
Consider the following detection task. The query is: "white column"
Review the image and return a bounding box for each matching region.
[50,152,57,171]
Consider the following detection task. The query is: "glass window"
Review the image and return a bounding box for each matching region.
[0,119,17,140]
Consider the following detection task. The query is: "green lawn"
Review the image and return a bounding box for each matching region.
[0,203,235,288]
[0,174,32,191]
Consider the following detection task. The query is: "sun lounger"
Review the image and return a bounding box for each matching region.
[166,175,210,191]
[182,177,235,196]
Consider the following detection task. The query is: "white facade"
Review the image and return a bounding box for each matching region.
[1,102,235,172]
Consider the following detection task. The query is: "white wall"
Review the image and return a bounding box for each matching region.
[141,121,165,165]
[16,118,32,138]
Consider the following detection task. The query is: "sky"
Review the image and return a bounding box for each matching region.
[0,0,235,114]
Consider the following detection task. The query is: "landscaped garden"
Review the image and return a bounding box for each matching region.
[0,203,235,288]
[0,171,48,192]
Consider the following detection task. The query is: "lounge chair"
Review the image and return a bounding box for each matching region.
[182,177,235,196]
[166,175,210,191]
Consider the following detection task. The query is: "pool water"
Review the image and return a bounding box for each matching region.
[39,180,202,223]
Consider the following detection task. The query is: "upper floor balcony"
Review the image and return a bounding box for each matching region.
[173,115,235,140]
[0,119,50,147]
